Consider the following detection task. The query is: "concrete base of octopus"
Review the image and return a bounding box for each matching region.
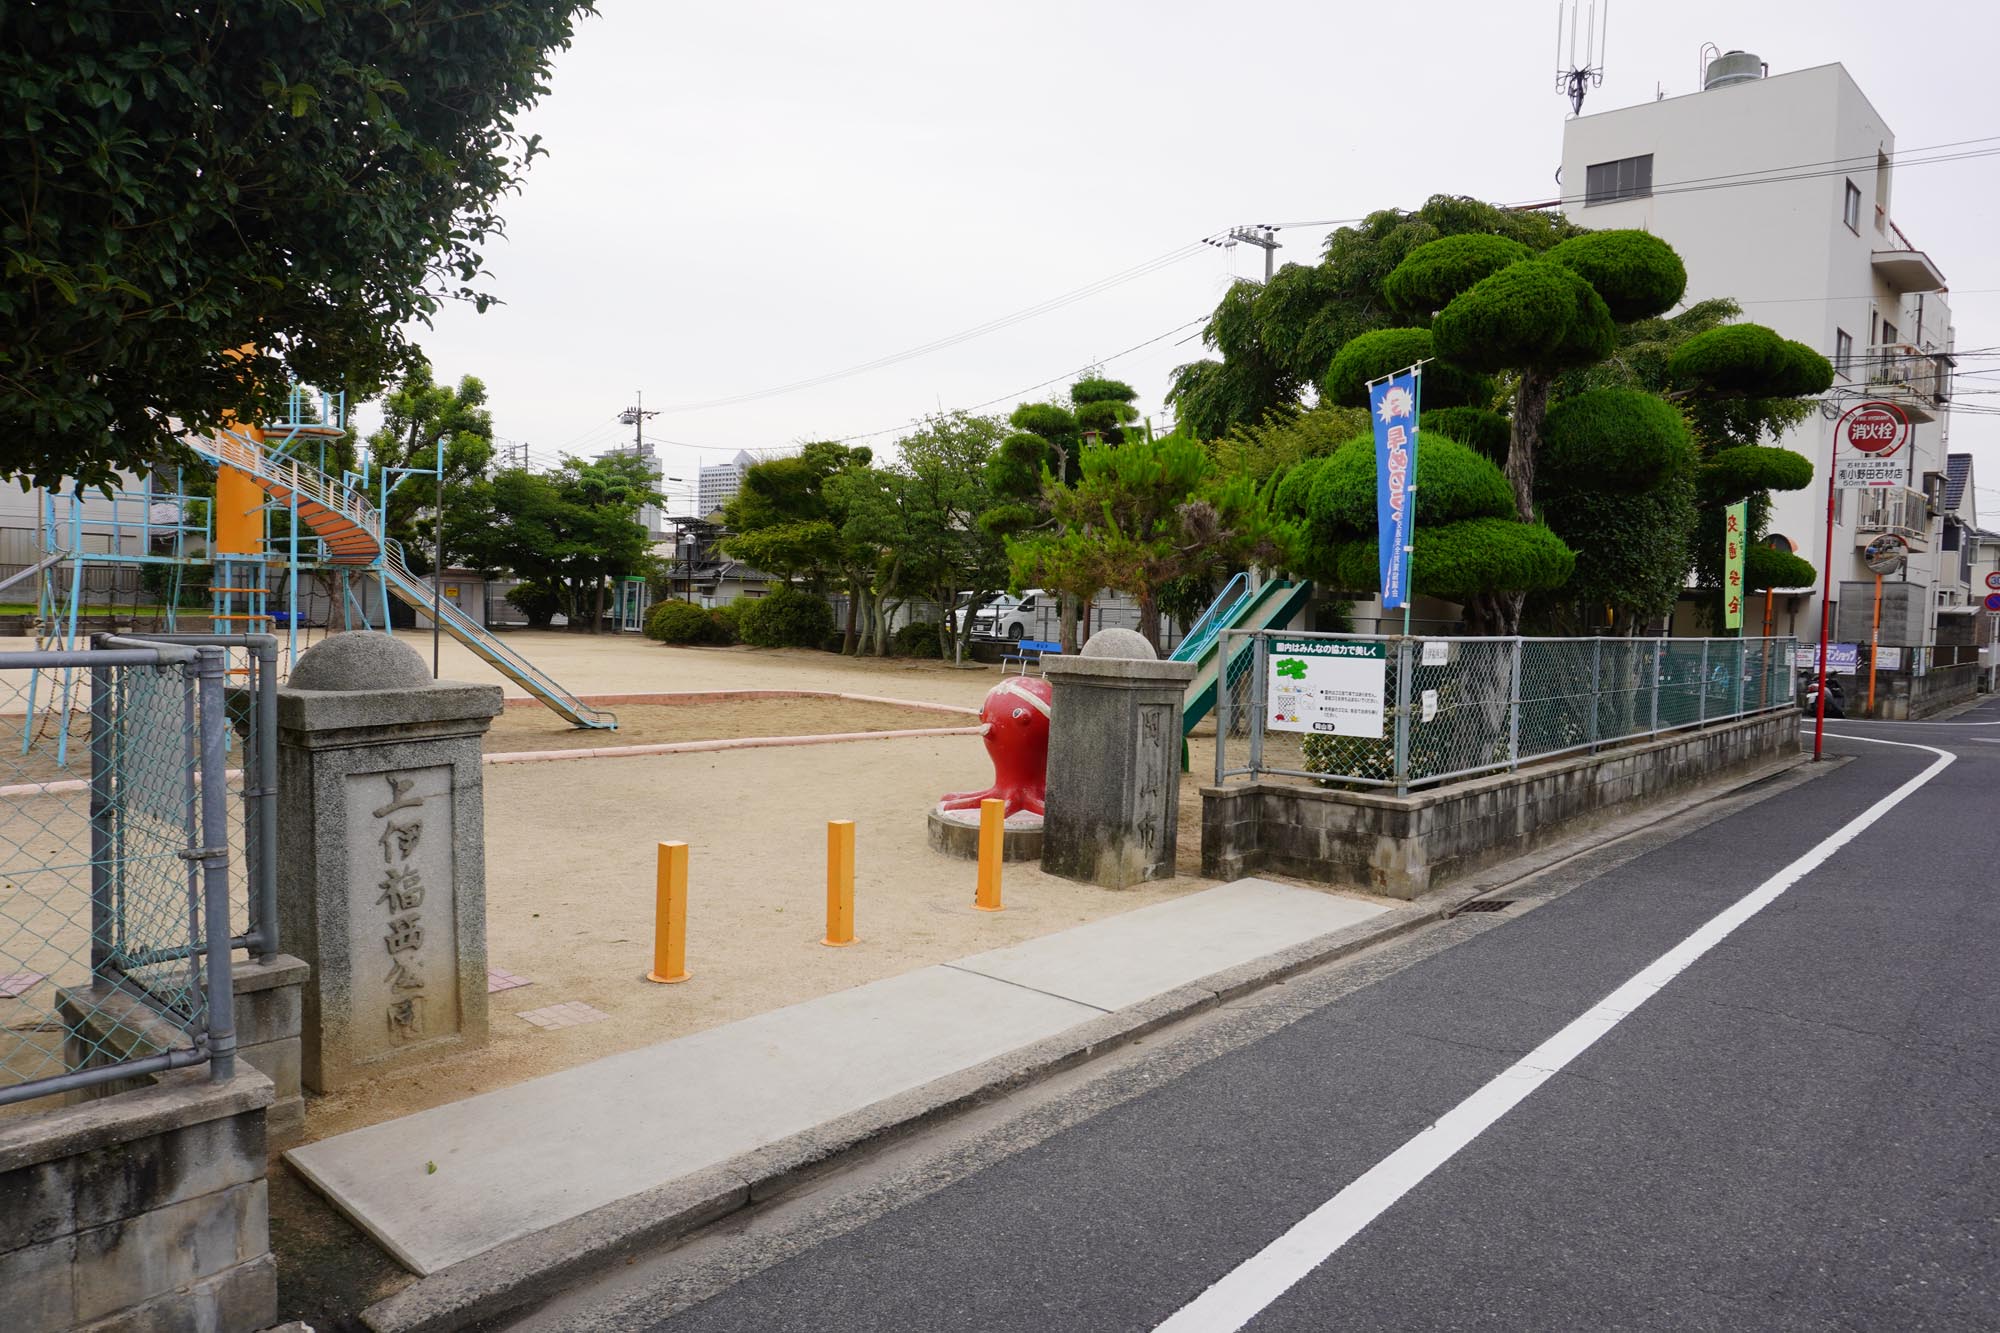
[926,803,1044,862]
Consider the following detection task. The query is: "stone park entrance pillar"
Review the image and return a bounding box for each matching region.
[1041,628,1196,888]
[275,632,501,1092]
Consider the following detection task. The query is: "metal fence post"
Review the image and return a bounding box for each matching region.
[195,647,237,1083]
[1394,637,1412,795]
[1248,633,1267,777]
[1736,638,1749,718]
[1508,638,1523,770]
[1214,631,1231,785]
[1650,637,1663,734]
[1588,636,1602,749]
[1698,639,1710,725]
[88,657,114,987]
[254,639,280,960]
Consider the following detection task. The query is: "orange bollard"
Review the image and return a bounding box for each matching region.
[647,841,691,983]
[824,819,857,947]
[973,798,1005,912]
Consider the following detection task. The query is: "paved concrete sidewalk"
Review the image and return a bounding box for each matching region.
[288,879,1384,1277]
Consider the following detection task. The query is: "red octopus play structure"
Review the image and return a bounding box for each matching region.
[940,676,1053,816]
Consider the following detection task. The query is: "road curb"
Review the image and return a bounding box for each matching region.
[358,750,1817,1333]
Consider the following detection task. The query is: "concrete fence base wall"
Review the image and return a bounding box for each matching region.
[0,1065,277,1332]
[1202,711,1797,899]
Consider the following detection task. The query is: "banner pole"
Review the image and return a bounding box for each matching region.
[1403,366,1423,639]
[1813,464,1835,760]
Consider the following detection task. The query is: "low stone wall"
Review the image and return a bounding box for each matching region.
[1203,710,1797,899]
[0,1063,276,1332]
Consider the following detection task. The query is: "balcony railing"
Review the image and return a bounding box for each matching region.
[1862,342,1951,422]
[1854,486,1931,546]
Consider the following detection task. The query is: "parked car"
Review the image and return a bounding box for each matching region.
[971,589,1050,640]
[949,592,1003,634]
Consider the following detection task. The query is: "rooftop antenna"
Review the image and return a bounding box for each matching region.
[1554,0,1608,116]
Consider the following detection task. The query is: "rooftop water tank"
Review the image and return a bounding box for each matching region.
[1704,50,1765,90]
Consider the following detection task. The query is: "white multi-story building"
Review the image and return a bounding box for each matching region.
[696,450,757,520]
[596,440,666,539]
[1561,55,1959,653]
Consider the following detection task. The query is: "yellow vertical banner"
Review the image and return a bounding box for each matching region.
[1724,501,1747,630]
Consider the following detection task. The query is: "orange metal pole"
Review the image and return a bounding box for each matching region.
[974,798,1005,912]
[647,841,691,983]
[824,820,857,946]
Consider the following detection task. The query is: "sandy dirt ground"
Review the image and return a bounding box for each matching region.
[303,731,1226,1140]
[412,631,1002,713]
[483,697,972,754]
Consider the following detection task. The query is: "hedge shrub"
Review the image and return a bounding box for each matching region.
[1433,260,1614,374]
[1542,388,1693,492]
[1542,230,1687,323]
[1305,434,1515,535]
[1420,406,1510,463]
[644,599,725,645]
[1320,327,1492,410]
[891,620,944,658]
[1667,323,1829,396]
[1746,541,1817,592]
[737,585,836,648]
[1701,445,1816,504]
[1382,234,1533,318]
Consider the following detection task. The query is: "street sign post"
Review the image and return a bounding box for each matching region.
[1817,400,1911,758]
[1986,592,2000,613]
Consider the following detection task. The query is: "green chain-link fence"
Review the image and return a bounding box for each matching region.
[1216,632,1798,793]
[0,641,239,1108]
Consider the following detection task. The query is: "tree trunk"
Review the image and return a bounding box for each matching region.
[1505,370,1552,525]
[1137,593,1162,656]
[592,577,606,634]
[1059,593,1080,654]
[842,579,860,655]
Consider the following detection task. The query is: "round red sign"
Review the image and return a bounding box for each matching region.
[1988,571,2000,591]
[1839,400,1909,457]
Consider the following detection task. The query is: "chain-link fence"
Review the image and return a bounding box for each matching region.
[1214,632,1798,793]
[0,641,238,1108]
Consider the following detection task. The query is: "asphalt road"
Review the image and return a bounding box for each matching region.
[516,700,2000,1333]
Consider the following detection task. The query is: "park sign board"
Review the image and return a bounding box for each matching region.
[1371,369,1420,610]
[1834,400,1911,489]
[1267,639,1387,739]
[1723,501,1747,629]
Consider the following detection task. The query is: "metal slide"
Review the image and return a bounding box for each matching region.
[186,430,616,729]
[1177,578,1314,733]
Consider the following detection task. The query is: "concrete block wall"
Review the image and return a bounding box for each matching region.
[232,956,309,1151]
[0,1064,277,1332]
[1203,712,1797,898]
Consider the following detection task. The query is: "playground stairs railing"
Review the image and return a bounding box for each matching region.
[186,430,616,730]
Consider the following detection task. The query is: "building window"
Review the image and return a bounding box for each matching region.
[1880,319,1898,349]
[1843,179,1862,232]
[1834,329,1853,378]
[1584,154,1653,206]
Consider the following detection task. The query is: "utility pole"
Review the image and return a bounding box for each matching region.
[1204,225,1282,282]
[617,390,658,449]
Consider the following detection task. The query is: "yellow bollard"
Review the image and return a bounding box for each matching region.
[824,819,857,947]
[647,840,691,983]
[973,798,1005,912]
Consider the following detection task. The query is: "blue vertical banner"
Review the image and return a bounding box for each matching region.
[1371,369,1420,610]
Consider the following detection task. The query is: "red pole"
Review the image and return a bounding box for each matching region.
[1814,468,1836,760]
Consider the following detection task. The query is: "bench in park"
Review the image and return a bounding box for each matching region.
[1002,638,1062,675]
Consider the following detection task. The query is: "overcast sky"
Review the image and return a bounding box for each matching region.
[374,0,2000,520]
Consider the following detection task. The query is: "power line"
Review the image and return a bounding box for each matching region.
[653,242,1209,414]
[833,315,1212,444]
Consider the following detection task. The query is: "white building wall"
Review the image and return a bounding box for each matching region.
[1561,61,1956,647]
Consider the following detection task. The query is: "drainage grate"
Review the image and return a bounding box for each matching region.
[1448,899,1515,916]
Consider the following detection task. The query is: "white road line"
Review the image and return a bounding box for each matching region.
[1153,732,1954,1333]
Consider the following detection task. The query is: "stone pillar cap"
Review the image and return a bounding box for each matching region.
[288,631,434,691]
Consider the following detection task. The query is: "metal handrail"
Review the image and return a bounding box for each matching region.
[1172,571,1253,664]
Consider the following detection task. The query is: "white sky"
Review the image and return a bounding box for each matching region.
[372,0,2000,521]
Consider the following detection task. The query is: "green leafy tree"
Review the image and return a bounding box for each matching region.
[2,1,596,492]
[362,362,495,575]
[719,441,872,647]
[893,412,1009,657]
[1007,434,1299,653]
[462,455,660,633]
[1168,196,1586,440]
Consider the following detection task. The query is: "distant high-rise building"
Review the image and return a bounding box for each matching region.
[698,450,757,520]
[597,441,665,539]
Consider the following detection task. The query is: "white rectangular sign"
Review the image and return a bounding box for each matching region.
[1872,646,1902,672]
[1421,640,1450,667]
[1836,457,1904,489]
[1266,639,1387,738]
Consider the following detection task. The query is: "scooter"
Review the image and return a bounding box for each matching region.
[1799,672,1845,719]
